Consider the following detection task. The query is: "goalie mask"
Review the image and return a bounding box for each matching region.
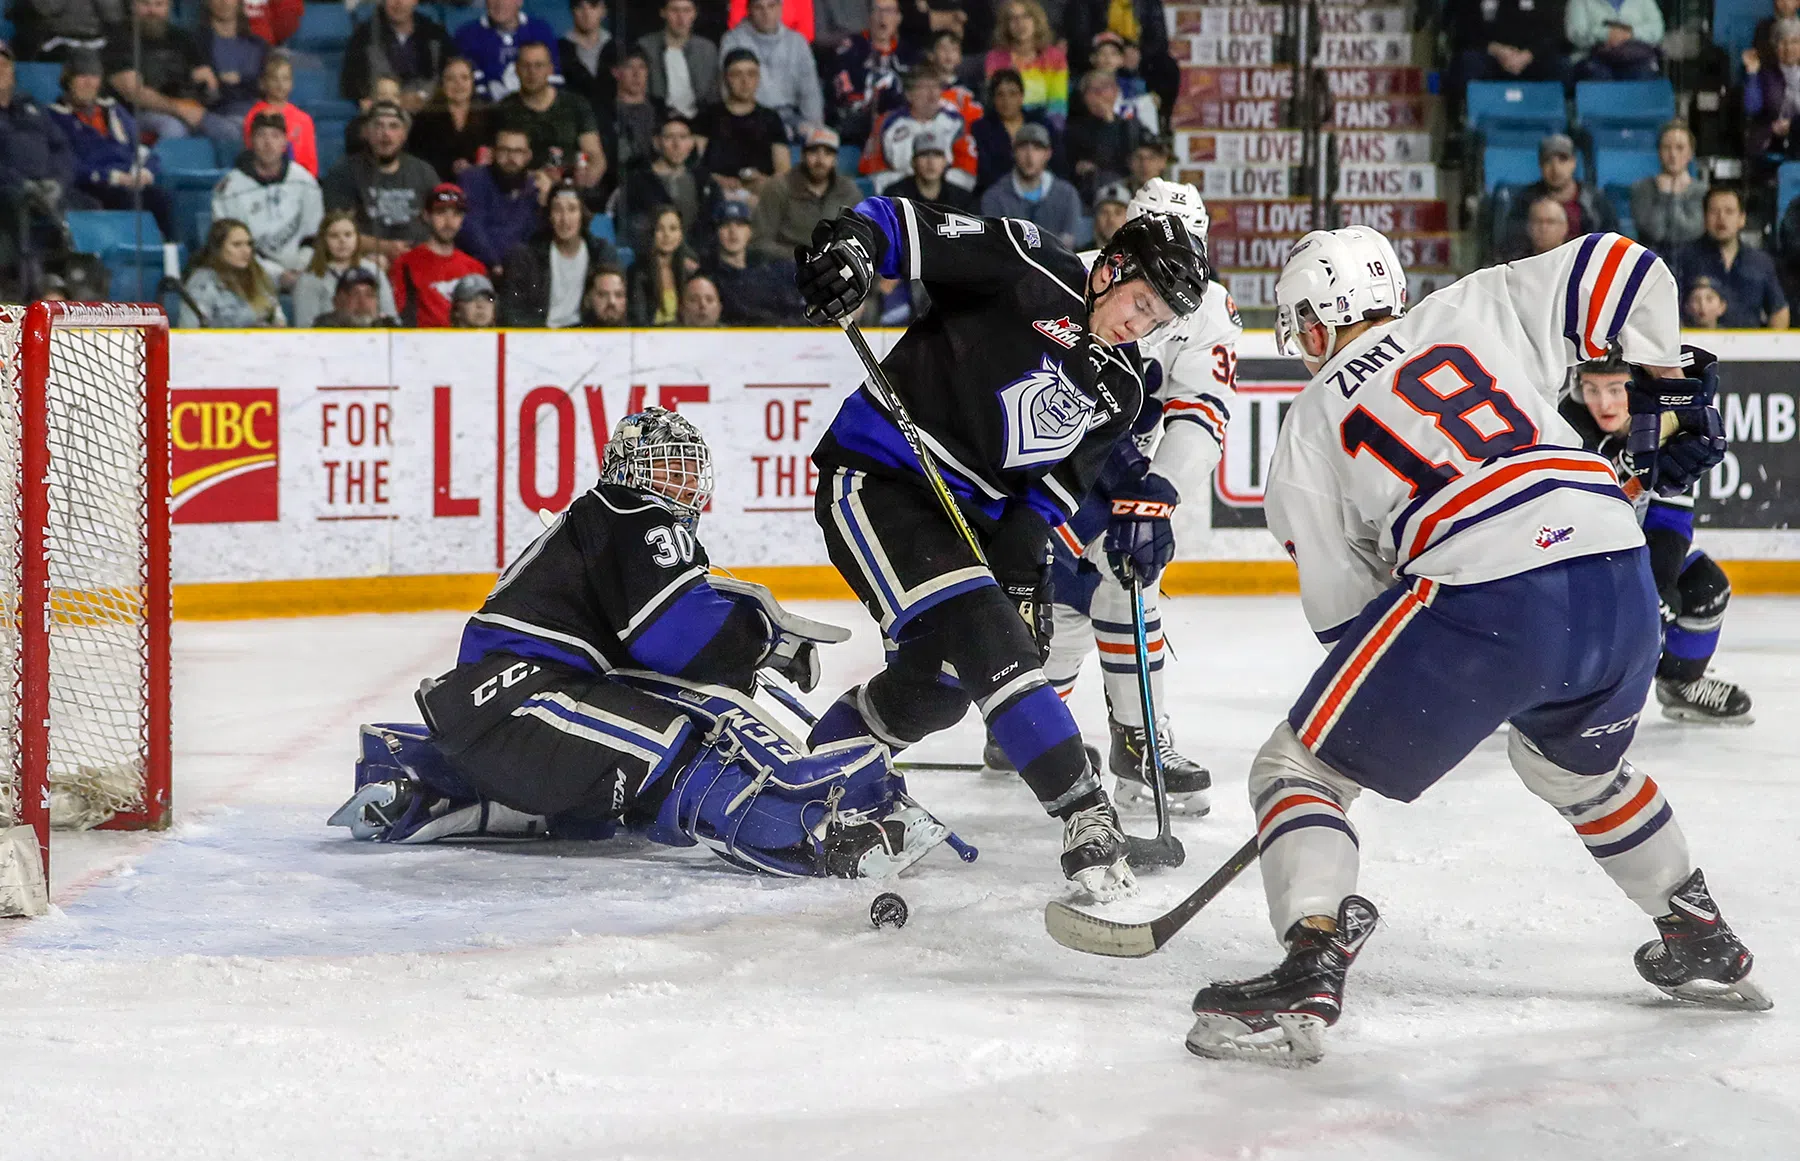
[601,407,714,528]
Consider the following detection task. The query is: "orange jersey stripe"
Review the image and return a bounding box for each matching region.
[1165,398,1225,430]
[1574,776,1661,836]
[1097,638,1161,655]
[1581,236,1634,358]
[1404,457,1620,561]
[1299,590,1421,749]
[1256,792,1341,832]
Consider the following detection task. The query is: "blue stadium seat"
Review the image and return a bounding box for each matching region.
[1778,162,1800,244]
[316,119,351,172]
[442,5,481,34]
[589,213,617,244]
[105,259,165,303]
[540,4,574,37]
[1593,148,1660,189]
[66,210,166,260]
[290,69,358,120]
[1465,80,1564,134]
[1714,0,1765,79]
[1574,79,1675,132]
[14,61,62,106]
[1602,185,1635,239]
[1483,144,1544,192]
[291,2,358,52]
[191,207,213,250]
[155,138,228,192]
[615,245,635,269]
[837,144,861,174]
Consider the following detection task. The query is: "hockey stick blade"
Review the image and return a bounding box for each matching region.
[895,761,986,773]
[1045,835,1260,958]
[1124,832,1185,869]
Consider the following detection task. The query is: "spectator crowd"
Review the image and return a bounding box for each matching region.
[1460,1,1800,331]
[0,0,1183,327]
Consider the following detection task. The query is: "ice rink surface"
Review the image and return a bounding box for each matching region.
[2,595,1794,1160]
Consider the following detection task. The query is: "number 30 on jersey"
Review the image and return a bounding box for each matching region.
[645,524,696,567]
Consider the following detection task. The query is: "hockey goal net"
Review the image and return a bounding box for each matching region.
[0,302,171,918]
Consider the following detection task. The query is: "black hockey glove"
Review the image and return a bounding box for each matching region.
[988,505,1054,661]
[795,212,883,325]
[1105,466,1179,587]
[1627,345,1727,497]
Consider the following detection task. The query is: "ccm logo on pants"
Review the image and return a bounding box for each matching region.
[1580,712,1640,738]
[474,662,543,706]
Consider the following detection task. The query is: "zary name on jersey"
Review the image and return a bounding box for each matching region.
[1325,334,1407,398]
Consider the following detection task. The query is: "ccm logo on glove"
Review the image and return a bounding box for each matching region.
[1111,499,1175,518]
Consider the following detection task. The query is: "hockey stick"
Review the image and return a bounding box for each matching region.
[895,761,985,773]
[1044,834,1259,957]
[837,319,989,565]
[1122,577,1184,870]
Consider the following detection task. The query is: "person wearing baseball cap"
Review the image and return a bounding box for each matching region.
[750,122,861,262]
[705,194,806,324]
[978,117,1083,248]
[389,182,486,327]
[313,266,400,328]
[885,130,976,212]
[211,110,323,292]
[449,273,498,327]
[861,63,978,194]
[1092,180,1132,246]
[320,95,440,259]
[1503,130,1619,256]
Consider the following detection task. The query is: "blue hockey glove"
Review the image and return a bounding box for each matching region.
[1105,469,1179,586]
[1627,345,1727,497]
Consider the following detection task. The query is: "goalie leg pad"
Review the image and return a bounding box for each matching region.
[646,719,947,877]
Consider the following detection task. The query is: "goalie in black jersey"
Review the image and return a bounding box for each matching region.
[793,197,1210,899]
[328,408,951,879]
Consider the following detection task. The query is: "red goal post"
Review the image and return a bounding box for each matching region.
[1,302,171,910]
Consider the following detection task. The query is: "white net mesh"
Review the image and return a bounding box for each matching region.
[0,309,154,834]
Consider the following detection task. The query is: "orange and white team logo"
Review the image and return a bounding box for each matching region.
[170,387,280,524]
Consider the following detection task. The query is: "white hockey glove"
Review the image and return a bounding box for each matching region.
[710,576,851,693]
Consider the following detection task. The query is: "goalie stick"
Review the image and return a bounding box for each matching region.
[1044,834,1259,957]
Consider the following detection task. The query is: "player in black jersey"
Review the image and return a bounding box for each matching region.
[329,408,951,878]
[1563,355,1753,723]
[793,197,1210,899]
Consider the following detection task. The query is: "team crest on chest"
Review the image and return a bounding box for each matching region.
[996,355,1097,468]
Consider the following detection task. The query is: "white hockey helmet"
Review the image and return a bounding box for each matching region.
[1126,177,1210,243]
[1273,225,1408,362]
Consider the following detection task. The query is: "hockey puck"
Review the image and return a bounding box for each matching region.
[869,892,909,930]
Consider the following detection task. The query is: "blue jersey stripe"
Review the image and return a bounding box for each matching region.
[1563,233,1604,349]
[853,196,906,279]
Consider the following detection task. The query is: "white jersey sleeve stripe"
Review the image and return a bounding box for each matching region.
[1394,449,1623,565]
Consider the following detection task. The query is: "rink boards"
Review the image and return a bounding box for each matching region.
[160,328,1800,616]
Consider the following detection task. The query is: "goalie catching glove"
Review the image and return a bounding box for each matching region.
[710,576,852,692]
[795,212,882,325]
[1627,344,1727,497]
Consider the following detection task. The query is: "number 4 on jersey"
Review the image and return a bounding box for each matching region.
[936,213,984,238]
[1340,343,1539,497]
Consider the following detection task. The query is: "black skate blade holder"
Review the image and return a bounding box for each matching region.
[1123,578,1184,871]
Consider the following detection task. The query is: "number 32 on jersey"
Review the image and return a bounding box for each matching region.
[1338,343,1539,497]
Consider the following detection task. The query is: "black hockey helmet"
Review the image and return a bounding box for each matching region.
[1092,211,1210,321]
[601,406,714,528]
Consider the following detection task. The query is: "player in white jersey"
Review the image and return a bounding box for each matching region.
[1184,227,1768,1066]
[980,179,1240,813]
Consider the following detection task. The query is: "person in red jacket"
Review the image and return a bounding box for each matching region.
[390,183,487,327]
[243,0,303,46]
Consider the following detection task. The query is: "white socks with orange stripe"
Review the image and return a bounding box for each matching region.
[1249,723,1366,940]
[1507,729,1694,916]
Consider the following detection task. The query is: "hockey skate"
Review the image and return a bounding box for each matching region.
[1109,718,1212,815]
[1061,791,1136,900]
[1186,895,1380,1066]
[327,778,547,843]
[983,731,1102,781]
[1635,869,1771,1010]
[821,798,950,878]
[1655,674,1754,725]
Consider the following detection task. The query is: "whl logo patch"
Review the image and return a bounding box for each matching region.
[1033,316,1082,348]
[996,356,1095,469]
[1534,525,1575,550]
[170,387,279,524]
